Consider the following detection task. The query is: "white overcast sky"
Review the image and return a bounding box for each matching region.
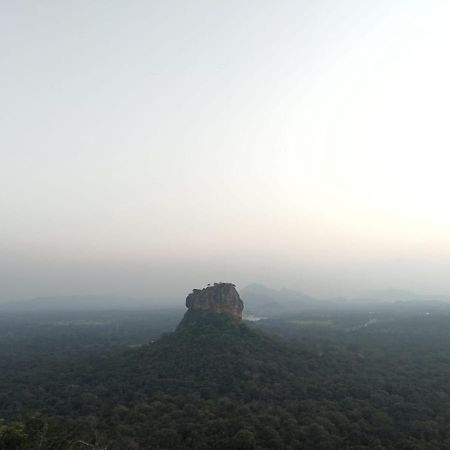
[1,1,450,301]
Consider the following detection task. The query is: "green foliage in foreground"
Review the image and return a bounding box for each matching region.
[1,310,450,449]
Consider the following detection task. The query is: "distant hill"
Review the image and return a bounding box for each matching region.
[240,283,321,316]
[240,284,450,318]
[2,284,450,315]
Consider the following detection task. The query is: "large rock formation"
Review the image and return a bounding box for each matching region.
[185,283,244,320]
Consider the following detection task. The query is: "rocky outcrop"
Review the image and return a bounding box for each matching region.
[185,283,244,320]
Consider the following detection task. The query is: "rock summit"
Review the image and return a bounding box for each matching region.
[185,282,244,320]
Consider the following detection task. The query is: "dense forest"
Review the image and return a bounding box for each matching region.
[1,304,450,449]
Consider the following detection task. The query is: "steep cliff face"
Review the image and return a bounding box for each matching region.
[184,283,244,320]
[186,283,244,320]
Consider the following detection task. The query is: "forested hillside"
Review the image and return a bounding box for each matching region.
[1,306,450,449]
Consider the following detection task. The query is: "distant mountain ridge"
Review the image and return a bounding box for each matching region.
[240,283,321,316]
[241,284,450,317]
[2,284,450,313]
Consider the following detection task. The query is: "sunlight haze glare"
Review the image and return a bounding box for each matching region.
[1,0,450,300]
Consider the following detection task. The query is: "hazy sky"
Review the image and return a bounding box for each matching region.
[2,1,450,301]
